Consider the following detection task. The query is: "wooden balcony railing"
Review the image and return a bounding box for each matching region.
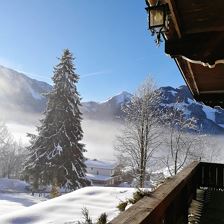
[109,161,224,224]
[199,162,224,189]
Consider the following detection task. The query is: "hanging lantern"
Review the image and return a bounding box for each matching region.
[148,4,167,29]
[145,1,169,45]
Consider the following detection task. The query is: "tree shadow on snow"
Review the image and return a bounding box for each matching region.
[0,193,40,207]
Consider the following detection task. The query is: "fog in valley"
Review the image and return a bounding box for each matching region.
[82,119,122,160]
[2,108,121,161]
[0,108,42,143]
[4,108,224,167]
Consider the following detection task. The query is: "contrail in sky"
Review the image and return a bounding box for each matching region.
[81,70,111,78]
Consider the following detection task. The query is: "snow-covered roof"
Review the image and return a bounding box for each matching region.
[85,159,117,170]
[86,173,113,181]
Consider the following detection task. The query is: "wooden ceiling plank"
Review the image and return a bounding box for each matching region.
[185,25,224,34]
[179,0,224,34]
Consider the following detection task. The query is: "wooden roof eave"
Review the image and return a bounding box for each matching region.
[163,0,224,107]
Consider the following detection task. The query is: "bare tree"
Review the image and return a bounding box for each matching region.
[115,78,162,187]
[202,135,222,163]
[13,140,28,178]
[0,122,26,178]
[162,106,203,176]
[0,121,13,177]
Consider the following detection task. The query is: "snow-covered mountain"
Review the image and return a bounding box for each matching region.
[0,65,224,134]
[82,91,133,120]
[82,86,224,134]
[0,65,51,113]
[159,86,224,134]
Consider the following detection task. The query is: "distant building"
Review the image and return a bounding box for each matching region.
[85,159,121,186]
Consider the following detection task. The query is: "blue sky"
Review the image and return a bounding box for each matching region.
[0,0,184,101]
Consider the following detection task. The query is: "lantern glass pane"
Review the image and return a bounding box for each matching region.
[150,9,164,27]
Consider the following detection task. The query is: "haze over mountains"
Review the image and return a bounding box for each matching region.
[1,65,224,134]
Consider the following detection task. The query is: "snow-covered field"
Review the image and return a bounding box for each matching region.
[0,180,136,224]
[0,193,46,216]
[0,178,47,222]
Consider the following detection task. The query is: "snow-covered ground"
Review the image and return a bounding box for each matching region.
[0,193,46,216]
[0,172,166,223]
[0,186,136,224]
[0,178,47,222]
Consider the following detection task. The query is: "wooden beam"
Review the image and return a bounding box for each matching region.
[200,90,224,94]
[186,61,200,95]
[194,94,224,108]
[165,32,224,66]
[165,0,182,38]
[174,57,200,97]
[174,58,195,96]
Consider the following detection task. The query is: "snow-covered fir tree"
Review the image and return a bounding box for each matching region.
[24,49,90,190]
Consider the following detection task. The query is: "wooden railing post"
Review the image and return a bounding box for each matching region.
[164,186,189,224]
[163,201,176,224]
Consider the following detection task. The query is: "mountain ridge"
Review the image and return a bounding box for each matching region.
[0,65,224,134]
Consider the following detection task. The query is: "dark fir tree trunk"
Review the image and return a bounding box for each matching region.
[23,49,90,190]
